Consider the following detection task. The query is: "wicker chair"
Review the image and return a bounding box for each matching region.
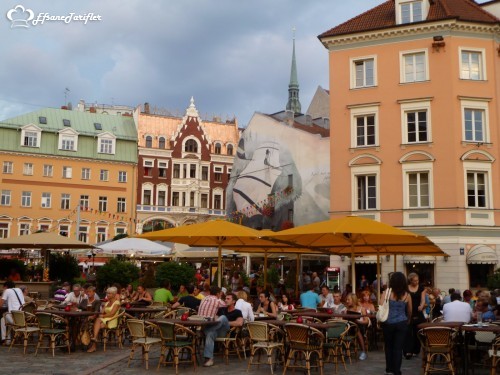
[126,319,162,370]
[246,322,285,374]
[101,308,126,351]
[34,312,70,357]
[467,330,498,375]
[418,326,457,375]
[214,325,246,364]
[488,335,500,375]
[9,310,40,354]
[156,321,197,374]
[323,319,350,372]
[283,323,324,375]
[342,321,359,364]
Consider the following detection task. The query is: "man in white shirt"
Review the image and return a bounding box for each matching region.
[331,291,347,314]
[0,281,25,343]
[320,286,334,308]
[235,291,254,322]
[63,283,86,306]
[443,293,472,323]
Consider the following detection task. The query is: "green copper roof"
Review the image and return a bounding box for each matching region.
[0,107,138,163]
[286,35,302,114]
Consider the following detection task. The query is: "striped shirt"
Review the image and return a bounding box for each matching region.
[198,295,225,318]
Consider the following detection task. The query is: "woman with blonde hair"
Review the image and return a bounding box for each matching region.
[87,286,121,353]
[235,290,254,321]
[345,292,369,360]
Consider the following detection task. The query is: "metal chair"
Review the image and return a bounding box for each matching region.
[126,319,161,370]
[34,312,70,357]
[156,321,197,374]
[246,321,285,374]
[418,326,457,375]
[323,319,350,372]
[283,323,324,375]
[9,310,40,354]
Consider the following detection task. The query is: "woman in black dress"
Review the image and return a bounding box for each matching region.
[403,272,426,359]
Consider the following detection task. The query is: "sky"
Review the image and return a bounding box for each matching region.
[0,0,391,127]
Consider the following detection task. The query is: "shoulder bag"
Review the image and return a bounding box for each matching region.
[376,287,392,323]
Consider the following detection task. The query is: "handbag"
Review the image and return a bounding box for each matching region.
[376,287,392,323]
[80,329,91,346]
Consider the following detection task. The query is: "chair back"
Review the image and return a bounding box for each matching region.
[325,319,349,340]
[156,321,175,342]
[418,326,456,350]
[35,312,54,329]
[11,310,27,327]
[21,302,37,314]
[35,300,49,307]
[175,307,190,318]
[127,319,146,339]
[247,321,269,342]
[284,323,310,345]
[188,315,205,321]
[474,330,497,344]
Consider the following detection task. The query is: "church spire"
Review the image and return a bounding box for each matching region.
[286,27,301,114]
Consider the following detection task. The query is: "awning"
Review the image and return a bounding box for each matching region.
[355,255,379,264]
[403,255,436,264]
[467,245,498,264]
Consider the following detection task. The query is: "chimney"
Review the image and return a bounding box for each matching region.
[89,106,96,113]
[284,110,294,126]
[144,102,150,114]
[305,114,312,126]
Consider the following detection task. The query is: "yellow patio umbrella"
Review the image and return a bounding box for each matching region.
[137,220,287,287]
[265,216,446,292]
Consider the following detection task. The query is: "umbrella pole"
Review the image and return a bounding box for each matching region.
[351,243,356,292]
[376,252,381,305]
[394,254,397,272]
[217,244,222,288]
[264,251,268,290]
[295,254,300,299]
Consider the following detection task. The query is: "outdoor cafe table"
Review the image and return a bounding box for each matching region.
[149,318,219,328]
[125,306,168,319]
[261,319,342,331]
[36,308,96,350]
[291,310,376,321]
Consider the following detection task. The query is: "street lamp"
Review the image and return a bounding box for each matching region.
[87,250,96,274]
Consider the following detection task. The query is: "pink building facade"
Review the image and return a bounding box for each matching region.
[320,0,500,291]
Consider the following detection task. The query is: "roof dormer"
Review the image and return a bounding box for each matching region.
[396,0,430,25]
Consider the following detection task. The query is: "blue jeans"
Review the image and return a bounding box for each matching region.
[382,321,408,375]
[203,315,230,359]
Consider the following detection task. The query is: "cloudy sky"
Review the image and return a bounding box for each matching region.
[1,0,387,126]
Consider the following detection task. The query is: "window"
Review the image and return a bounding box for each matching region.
[183,164,187,178]
[201,194,208,208]
[117,197,126,213]
[401,1,423,23]
[158,137,166,149]
[464,109,484,142]
[80,195,89,209]
[460,49,484,80]
[23,163,34,175]
[401,51,427,83]
[19,223,30,236]
[352,58,375,88]
[356,115,376,147]
[59,224,69,237]
[408,172,429,208]
[1,190,11,206]
[115,227,126,236]
[96,227,107,243]
[63,119,71,127]
[118,171,127,182]
[62,166,72,179]
[38,116,47,124]
[94,123,102,130]
[145,136,153,148]
[98,196,108,212]
[173,164,180,179]
[43,164,53,177]
[41,192,51,208]
[0,223,9,238]
[81,168,91,180]
[21,191,32,207]
[227,144,233,156]
[214,143,221,154]
[3,161,13,174]
[214,166,223,182]
[61,193,71,209]
[100,169,109,181]
[190,164,196,178]
[24,131,38,147]
[158,191,166,206]
[99,138,114,154]
[158,162,167,178]
[172,192,179,206]
[78,226,88,243]
[144,160,153,177]
[201,166,209,181]
[214,194,222,209]
[143,190,152,205]
[467,172,487,208]
[356,175,377,210]
[185,139,198,153]
[407,110,428,142]
[227,167,232,181]
[61,136,75,150]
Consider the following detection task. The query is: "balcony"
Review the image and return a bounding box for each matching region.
[136,205,225,216]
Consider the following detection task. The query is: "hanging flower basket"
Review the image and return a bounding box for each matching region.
[261,204,275,217]
[281,220,294,230]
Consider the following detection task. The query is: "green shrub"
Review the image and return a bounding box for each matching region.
[49,253,80,283]
[155,262,195,292]
[96,258,140,291]
[487,268,500,290]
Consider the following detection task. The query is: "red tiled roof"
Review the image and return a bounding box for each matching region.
[319,0,499,39]
[292,122,330,137]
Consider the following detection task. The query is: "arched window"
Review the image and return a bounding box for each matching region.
[185,139,198,153]
[158,137,166,149]
[227,144,233,156]
[214,143,221,154]
[145,136,153,148]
